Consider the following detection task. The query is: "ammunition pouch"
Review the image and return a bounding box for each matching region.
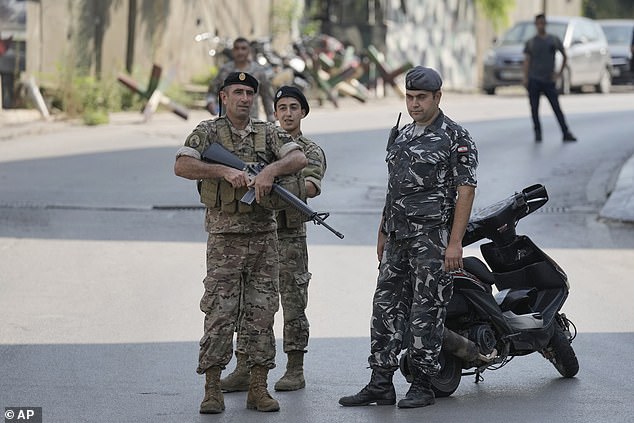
[199,178,219,208]
[278,207,307,230]
[199,178,253,213]
[259,174,306,211]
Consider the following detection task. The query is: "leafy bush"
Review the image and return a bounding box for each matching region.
[190,67,218,86]
[55,69,121,124]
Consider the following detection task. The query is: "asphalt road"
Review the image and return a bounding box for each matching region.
[1,90,634,422]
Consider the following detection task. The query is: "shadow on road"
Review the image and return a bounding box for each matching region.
[1,334,632,423]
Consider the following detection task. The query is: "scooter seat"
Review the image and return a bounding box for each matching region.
[463,256,496,285]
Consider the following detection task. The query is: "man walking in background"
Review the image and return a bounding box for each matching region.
[522,13,577,143]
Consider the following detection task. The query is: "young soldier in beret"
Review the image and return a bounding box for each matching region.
[220,86,326,393]
[174,72,307,414]
[339,66,478,409]
[272,87,326,391]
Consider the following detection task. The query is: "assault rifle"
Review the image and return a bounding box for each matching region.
[201,142,345,239]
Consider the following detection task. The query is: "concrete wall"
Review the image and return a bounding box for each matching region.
[26,0,275,88]
[24,0,583,92]
[383,0,582,91]
[384,0,477,91]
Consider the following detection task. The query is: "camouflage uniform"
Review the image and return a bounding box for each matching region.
[234,134,327,354]
[207,61,275,121]
[369,109,478,376]
[175,116,301,374]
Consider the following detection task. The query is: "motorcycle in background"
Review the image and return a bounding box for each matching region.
[194,32,233,64]
[250,37,312,93]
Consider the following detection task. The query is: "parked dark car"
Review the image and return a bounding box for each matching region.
[599,19,634,84]
[483,16,612,95]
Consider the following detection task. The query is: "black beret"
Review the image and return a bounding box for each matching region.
[222,71,259,93]
[405,66,443,91]
[274,85,309,116]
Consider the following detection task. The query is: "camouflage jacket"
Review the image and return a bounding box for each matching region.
[277,133,327,238]
[382,109,478,239]
[177,117,300,234]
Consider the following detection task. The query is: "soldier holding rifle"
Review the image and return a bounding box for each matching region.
[174,71,306,414]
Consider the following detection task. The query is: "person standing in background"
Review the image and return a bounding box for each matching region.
[522,13,577,143]
[206,37,275,122]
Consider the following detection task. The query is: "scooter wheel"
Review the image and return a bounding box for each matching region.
[431,351,462,398]
[543,325,579,378]
[399,350,462,397]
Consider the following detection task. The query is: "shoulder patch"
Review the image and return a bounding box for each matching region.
[278,131,293,142]
[185,130,205,148]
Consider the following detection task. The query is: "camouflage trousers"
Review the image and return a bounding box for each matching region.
[368,228,453,376]
[196,231,280,374]
[234,235,311,354]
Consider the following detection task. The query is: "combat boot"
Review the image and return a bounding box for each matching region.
[274,351,306,391]
[338,368,396,406]
[397,370,435,409]
[247,365,280,412]
[220,352,250,392]
[199,366,225,414]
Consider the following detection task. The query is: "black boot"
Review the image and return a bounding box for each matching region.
[563,132,577,142]
[397,371,435,409]
[339,369,396,406]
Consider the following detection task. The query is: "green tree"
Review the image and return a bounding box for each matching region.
[476,0,516,31]
[583,0,634,19]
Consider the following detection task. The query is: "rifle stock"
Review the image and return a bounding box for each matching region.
[201,142,344,239]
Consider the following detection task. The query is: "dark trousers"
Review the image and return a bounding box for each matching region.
[527,78,569,135]
[368,230,452,376]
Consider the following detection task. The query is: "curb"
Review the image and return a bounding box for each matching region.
[0,109,68,141]
[599,154,634,223]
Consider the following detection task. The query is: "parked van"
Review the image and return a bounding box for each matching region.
[483,16,612,95]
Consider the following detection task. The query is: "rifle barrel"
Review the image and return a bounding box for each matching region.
[313,216,345,239]
[273,185,345,239]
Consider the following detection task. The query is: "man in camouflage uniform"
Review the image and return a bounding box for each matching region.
[174,71,307,414]
[206,37,275,122]
[220,86,326,393]
[339,66,478,409]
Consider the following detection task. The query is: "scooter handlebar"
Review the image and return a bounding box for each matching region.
[464,184,549,246]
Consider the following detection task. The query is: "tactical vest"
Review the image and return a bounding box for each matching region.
[276,134,318,229]
[277,134,317,229]
[199,118,266,213]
